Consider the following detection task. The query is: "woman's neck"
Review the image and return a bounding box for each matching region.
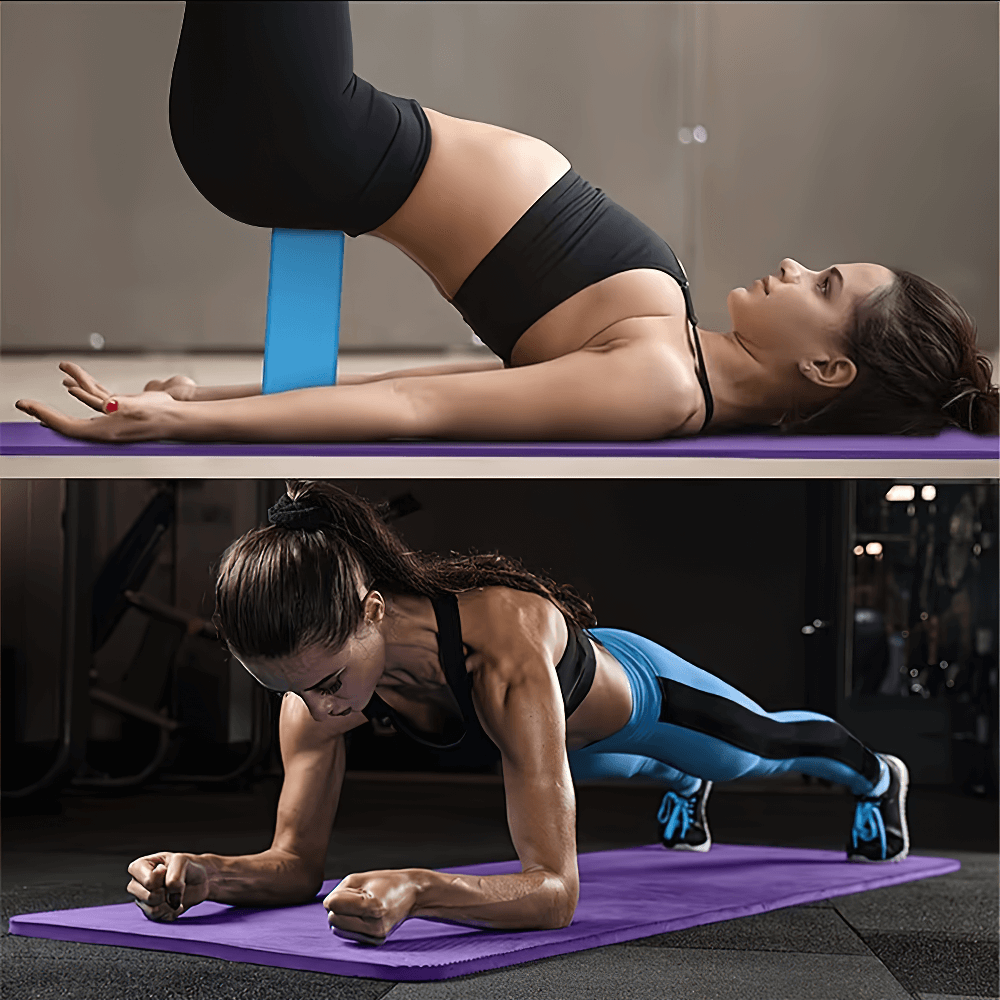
[696,328,802,430]
[379,594,441,672]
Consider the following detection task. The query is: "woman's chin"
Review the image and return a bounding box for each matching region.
[725,287,746,322]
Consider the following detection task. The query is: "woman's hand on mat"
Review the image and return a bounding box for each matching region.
[324,869,422,945]
[16,364,182,441]
[127,852,210,921]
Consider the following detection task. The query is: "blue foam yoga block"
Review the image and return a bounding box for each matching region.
[261,229,344,394]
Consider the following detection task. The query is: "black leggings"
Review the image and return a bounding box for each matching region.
[169,1,431,235]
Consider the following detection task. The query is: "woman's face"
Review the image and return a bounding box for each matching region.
[237,598,387,723]
[727,258,893,360]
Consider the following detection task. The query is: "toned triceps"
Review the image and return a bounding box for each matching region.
[471,652,581,925]
[396,658,580,932]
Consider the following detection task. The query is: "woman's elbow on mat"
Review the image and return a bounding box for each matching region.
[534,869,580,930]
[496,867,579,931]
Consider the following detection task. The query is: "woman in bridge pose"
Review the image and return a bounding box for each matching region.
[17,1,997,441]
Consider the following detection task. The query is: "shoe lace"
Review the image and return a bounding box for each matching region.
[852,798,887,858]
[657,791,694,840]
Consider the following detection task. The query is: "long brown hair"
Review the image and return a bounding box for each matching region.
[784,269,998,435]
[214,481,596,659]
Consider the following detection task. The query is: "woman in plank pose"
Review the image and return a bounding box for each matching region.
[127,483,909,943]
[17,1,997,441]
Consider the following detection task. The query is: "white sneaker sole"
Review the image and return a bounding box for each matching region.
[668,837,712,853]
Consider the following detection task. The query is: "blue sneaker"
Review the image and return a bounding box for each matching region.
[848,754,910,863]
[657,780,712,852]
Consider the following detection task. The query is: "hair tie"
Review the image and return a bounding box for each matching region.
[942,384,978,410]
[941,383,983,433]
[267,494,330,530]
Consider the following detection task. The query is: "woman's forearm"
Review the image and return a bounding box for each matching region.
[188,360,500,400]
[163,380,421,441]
[410,867,577,930]
[197,848,322,907]
[357,359,503,381]
[191,383,262,401]
[189,376,376,398]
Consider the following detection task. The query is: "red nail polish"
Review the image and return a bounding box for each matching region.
[106,400,119,413]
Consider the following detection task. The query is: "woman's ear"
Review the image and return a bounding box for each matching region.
[798,354,857,390]
[363,589,386,627]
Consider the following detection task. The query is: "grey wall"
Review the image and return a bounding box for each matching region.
[2,2,996,353]
[694,2,999,340]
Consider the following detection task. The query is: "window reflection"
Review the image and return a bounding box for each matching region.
[852,483,997,698]
[849,482,997,793]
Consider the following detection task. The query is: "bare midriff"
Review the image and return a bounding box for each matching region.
[372,109,690,367]
[563,640,635,752]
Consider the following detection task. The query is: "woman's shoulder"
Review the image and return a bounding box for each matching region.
[597,325,708,436]
[456,587,567,664]
[456,585,559,625]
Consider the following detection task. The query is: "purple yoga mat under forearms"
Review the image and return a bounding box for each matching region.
[9,844,960,982]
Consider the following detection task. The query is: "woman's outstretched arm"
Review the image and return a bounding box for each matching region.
[17,338,698,441]
[133,359,504,402]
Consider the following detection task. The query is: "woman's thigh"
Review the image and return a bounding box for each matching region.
[591,629,882,793]
[567,746,700,795]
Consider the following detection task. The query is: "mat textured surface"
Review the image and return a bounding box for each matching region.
[0,422,996,459]
[9,843,959,982]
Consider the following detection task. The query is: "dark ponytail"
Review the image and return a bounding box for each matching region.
[215,481,595,660]
[783,269,998,436]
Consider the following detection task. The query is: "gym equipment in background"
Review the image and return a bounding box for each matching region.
[1,485,271,799]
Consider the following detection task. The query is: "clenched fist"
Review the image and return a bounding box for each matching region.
[324,869,422,945]
[127,852,210,921]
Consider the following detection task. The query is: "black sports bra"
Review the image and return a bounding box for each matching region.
[361,593,597,749]
[451,170,714,431]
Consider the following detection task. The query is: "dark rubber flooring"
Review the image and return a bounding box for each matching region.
[3,775,997,1000]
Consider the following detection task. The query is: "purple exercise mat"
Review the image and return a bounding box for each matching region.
[9,844,959,982]
[0,422,996,459]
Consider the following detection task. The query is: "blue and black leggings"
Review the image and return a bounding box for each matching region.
[569,630,889,799]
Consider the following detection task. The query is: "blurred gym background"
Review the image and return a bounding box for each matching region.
[2,1,996,375]
[3,478,996,802]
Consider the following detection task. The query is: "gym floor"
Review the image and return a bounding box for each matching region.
[3,775,997,1000]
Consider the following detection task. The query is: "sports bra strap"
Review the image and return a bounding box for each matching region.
[431,593,479,727]
[688,315,715,431]
[361,593,474,749]
[560,627,597,716]
[672,260,714,432]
